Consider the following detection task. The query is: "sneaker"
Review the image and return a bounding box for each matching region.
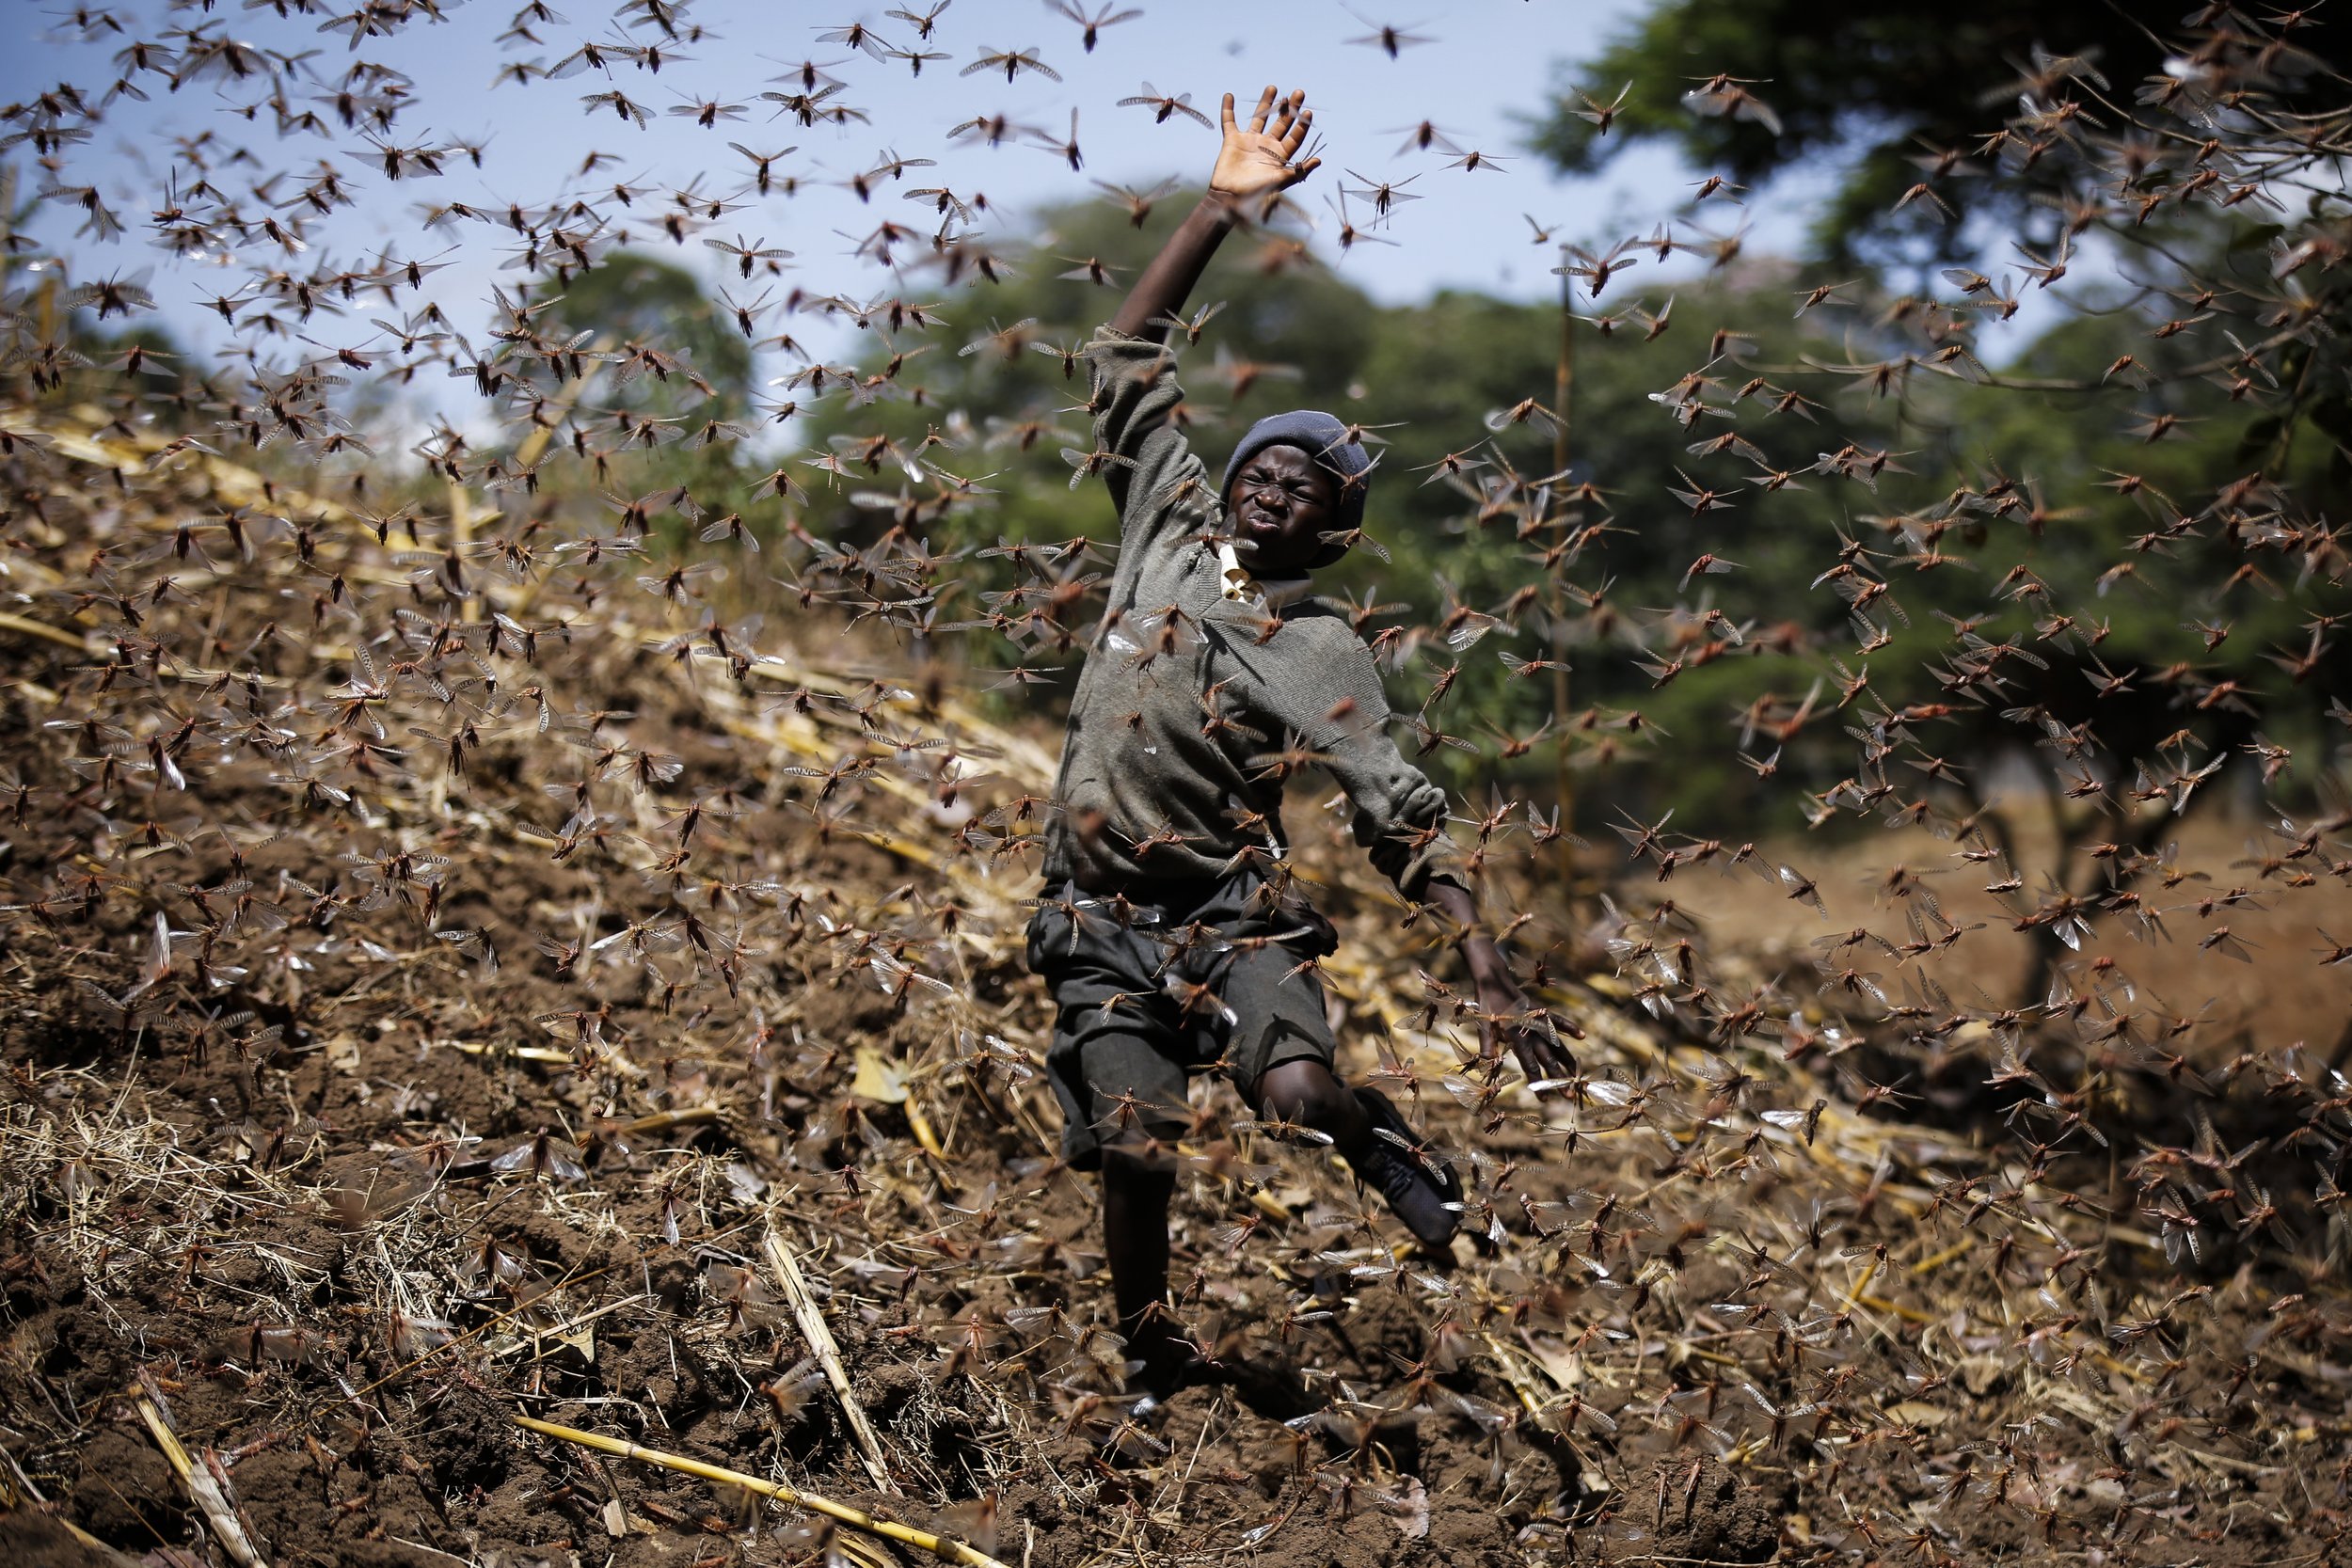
[1348,1086,1461,1249]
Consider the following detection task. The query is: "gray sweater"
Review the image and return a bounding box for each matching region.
[1038,327,1458,899]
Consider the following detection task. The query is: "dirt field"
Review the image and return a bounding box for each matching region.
[2,422,2349,1568]
[1678,814,2352,1061]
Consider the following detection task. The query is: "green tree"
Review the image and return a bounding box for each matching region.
[518,250,756,548]
[1521,0,2177,267]
[1521,5,2352,881]
[540,250,752,419]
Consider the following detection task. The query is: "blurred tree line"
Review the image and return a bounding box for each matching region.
[1521,0,2170,267]
[27,0,2349,852]
[388,168,2344,843]
[768,187,2344,838]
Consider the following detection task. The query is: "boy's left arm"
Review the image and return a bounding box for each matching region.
[1422,874,1580,1084]
[1260,623,1579,1085]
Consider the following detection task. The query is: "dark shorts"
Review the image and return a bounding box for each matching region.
[1024,870,1342,1171]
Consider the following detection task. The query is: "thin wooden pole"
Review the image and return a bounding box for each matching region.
[446,476,478,623]
[1549,244,1578,881]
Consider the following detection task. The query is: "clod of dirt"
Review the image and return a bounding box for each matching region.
[1616,1457,1781,1565]
[66,1427,187,1550]
[862,1359,925,1419]
[408,1378,514,1493]
[222,1446,326,1567]
[0,1511,140,1568]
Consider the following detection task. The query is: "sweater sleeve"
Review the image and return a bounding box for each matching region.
[1252,617,1461,901]
[1083,326,1217,563]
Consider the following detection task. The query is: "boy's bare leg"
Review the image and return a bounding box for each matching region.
[1259,1057,1462,1249]
[1102,1069,1372,1398]
[1254,1058,1371,1153]
[1102,1146,1184,1388]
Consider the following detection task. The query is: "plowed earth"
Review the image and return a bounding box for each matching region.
[2,427,2347,1568]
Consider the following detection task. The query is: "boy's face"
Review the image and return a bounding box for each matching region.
[1226,443,1336,575]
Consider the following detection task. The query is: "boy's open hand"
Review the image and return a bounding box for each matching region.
[1211,86,1321,198]
[1470,958,1582,1086]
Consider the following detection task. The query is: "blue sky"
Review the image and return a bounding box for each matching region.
[4,1,1787,361]
[21,0,2122,459]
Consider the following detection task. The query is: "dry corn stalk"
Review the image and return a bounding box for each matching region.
[135,1396,269,1568]
[764,1229,898,1494]
[512,1416,1009,1568]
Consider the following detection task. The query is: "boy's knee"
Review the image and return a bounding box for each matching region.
[1255,1060,1351,1130]
[1102,1140,1179,1183]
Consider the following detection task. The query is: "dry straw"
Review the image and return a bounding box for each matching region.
[512,1415,1011,1568]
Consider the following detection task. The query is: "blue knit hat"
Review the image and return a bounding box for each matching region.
[1221,409,1372,570]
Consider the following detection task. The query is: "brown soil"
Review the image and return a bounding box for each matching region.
[1687,815,2352,1058]
[3,423,2348,1568]
[1606,1457,1783,1564]
[6,841,2346,1567]
[0,1511,143,1568]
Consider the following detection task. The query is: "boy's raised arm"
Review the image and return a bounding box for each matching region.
[1106,86,1320,342]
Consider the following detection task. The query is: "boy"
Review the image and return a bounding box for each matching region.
[1024,87,1572,1397]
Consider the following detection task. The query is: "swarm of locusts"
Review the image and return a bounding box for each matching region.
[2,3,2351,1566]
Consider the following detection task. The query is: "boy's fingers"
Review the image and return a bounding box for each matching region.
[1280,156,1321,187]
[1515,1023,1564,1079]
[1282,107,1313,155]
[1248,84,1276,135]
[1220,91,1237,136]
[1274,88,1307,141]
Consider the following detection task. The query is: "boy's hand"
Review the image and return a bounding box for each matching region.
[1106,88,1310,340]
[1468,948,1581,1085]
[1422,876,1580,1087]
[1211,86,1321,198]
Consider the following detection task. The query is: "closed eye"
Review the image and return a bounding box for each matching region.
[1242,469,1317,497]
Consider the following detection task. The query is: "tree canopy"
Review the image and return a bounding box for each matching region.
[801,189,2343,831]
[1522,0,2182,266]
